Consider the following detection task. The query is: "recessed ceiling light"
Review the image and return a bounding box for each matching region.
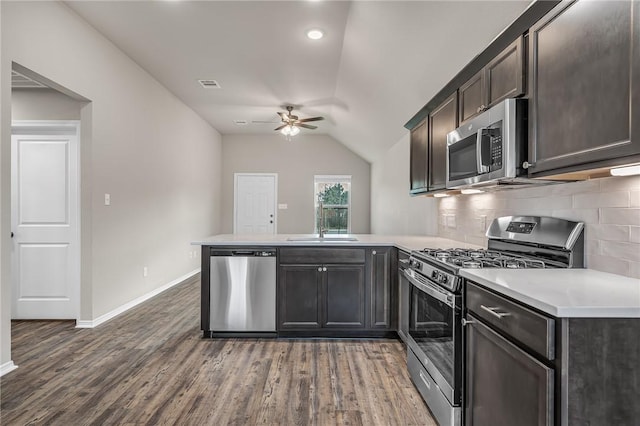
[307,29,324,40]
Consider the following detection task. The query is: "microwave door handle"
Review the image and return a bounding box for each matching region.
[476,128,489,174]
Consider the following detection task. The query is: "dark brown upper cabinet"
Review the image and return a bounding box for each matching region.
[429,92,458,192]
[409,119,428,194]
[528,0,640,177]
[459,37,525,125]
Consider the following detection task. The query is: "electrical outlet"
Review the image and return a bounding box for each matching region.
[143,266,148,277]
[478,215,487,233]
[188,251,193,259]
[104,193,111,206]
[446,214,457,229]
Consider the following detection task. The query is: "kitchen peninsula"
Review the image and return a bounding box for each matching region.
[194,234,481,338]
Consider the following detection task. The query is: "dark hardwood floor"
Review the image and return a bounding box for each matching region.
[0,275,435,425]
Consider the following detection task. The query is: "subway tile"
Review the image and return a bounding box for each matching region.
[586,254,629,276]
[550,179,601,196]
[600,208,640,226]
[628,262,640,279]
[600,175,640,192]
[630,227,640,244]
[586,240,600,257]
[573,191,629,209]
[507,196,573,211]
[586,224,629,242]
[631,191,640,208]
[552,208,599,224]
[600,241,640,262]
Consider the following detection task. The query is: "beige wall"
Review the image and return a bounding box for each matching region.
[370,133,438,236]
[438,176,640,278]
[1,0,222,374]
[0,2,10,369]
[11,88,83,120]
[222,134,370,234]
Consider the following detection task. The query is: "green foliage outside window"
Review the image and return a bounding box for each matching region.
[317,183,349,234]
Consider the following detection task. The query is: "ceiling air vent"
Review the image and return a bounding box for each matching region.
[233,120,248,126]
[198,79,221,89]
[12,70,47,89]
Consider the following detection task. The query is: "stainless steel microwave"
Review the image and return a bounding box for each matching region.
[446,98,527,189]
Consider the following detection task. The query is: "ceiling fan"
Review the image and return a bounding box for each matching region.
[275,106,324,136]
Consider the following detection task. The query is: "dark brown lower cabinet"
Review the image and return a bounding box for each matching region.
[278,263,365,331]
[466,315,554,426]
[323,265,365,328]
[465,281,640,426]
[278,247,394,336]
[278,265,322,329]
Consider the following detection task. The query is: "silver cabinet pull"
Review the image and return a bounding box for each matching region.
[462,318,476,326]
[322,267,327,272]
[372,250,377,255]
[318,267,322,272]
[480,304,510,319]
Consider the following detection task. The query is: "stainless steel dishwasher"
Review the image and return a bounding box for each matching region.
[209,249,276,333]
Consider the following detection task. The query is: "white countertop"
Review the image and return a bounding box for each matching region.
[192,234,483,253]
[460,268,640,318]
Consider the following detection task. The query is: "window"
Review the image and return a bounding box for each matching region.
[314,175,351,234]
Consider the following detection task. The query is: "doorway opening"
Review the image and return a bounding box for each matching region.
[10,63,90,322]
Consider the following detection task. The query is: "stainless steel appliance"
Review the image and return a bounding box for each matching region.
[446,98,528,189]
[404,216,584,426]
[208,249,276,334]
[397,250,411,343]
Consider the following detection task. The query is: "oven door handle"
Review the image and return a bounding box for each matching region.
[403,269,454,308]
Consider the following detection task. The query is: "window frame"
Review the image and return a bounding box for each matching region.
[314,175,352,235]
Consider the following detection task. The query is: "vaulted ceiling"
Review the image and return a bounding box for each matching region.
[65,0,531,163]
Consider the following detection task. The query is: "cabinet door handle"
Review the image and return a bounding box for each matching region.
[372,250,377,255]
[318,267,323,272]
[322,267,327,272]
[480,305,510,319]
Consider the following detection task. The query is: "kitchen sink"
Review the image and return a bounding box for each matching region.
[287,236,359,242]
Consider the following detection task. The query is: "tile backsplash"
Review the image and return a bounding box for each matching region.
[438,175,640,278]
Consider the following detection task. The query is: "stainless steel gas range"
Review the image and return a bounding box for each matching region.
[403,216,585,426]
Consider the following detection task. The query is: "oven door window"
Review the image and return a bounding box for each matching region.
[409,283,455,388]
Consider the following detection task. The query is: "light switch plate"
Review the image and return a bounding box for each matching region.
[104,193,111,206]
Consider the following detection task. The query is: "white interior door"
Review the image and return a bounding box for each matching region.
[11,121,80,319]
[234,173,277,234]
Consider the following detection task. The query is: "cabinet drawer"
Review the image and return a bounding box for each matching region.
[279,248,365,264]
[466,282,555,360]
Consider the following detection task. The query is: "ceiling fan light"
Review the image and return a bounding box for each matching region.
[280,125,300,136]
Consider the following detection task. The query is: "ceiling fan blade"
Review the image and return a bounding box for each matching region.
[274,124,288,131]
[277,112,289,121]
[297,123,318,129]
[297,116,324,123]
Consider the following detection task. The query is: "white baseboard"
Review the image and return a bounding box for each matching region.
[75,268,200,329]
[0,361,18,377]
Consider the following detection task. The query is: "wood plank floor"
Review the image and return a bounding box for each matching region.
[0,275,436,425]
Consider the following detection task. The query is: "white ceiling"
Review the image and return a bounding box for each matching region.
[64,0,531,163]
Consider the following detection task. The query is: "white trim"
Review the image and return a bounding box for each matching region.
[75,268,199,329]
[233,173,278,234]
[0,361,18,377]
